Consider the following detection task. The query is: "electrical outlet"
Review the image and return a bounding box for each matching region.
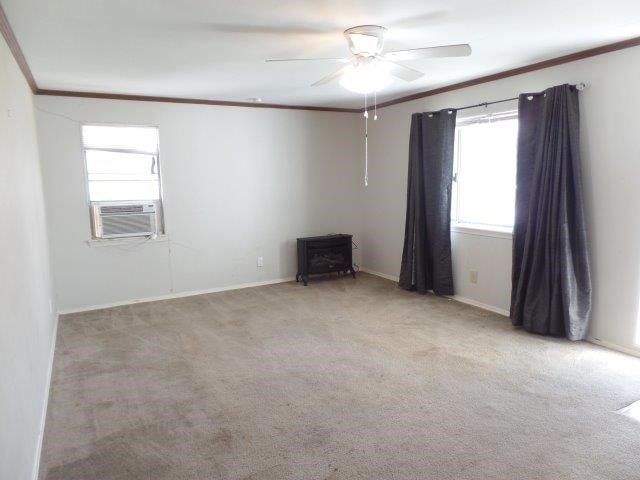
[469,270,478,284]
[257,256,264,268]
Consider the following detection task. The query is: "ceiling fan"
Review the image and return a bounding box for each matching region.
[266,25,471,94]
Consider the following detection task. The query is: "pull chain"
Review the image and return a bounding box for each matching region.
[374,90,378,120]
[361,92,379,187]
[364,93,368,187]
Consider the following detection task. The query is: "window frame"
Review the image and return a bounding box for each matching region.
[451,111,518,238]
[80,123,166,239]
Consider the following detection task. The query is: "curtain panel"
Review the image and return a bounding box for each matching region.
[511,84,592,340]
[399,109,457,295]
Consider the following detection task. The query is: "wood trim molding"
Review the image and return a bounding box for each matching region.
[373,36,640,110]
[35,89,361,113]
[0,2,37,92]
[0,0,358,113]
[2,0,639,113]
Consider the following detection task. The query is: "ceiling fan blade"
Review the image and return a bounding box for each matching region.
[381,60,424,82]
[266,57,349,63]
[312,65,351,87]
[383,44,472,61]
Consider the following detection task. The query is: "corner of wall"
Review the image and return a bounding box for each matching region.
[31,313,58,480]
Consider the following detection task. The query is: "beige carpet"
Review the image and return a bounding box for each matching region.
[39,273,640,479]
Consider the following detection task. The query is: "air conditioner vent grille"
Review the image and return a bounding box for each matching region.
[100,205,145,215]
[101,214,154,237]
[92,202,158,238]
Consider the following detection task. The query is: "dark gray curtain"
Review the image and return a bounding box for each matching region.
[399,109,457,295]
[510,84,592,340]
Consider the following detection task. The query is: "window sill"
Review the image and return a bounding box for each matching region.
[86,234,168,248]
[451,223,513,239]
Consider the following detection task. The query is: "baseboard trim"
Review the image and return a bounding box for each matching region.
[450,296,510,317]
[587,336,640,359]
[360,267,510,317]
[360,267,400,282]
[32,312,58,480]
[58,271,639,361]
[58,277,296,314]
[364,267,640,357]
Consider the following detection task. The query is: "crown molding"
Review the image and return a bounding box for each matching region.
[0,1,37,92]
[2,1,640,113]
[34,89,361,113]
[371,35,640,110]
[0,1,359,113]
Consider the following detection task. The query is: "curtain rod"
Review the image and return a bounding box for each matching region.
[447,82,587,112]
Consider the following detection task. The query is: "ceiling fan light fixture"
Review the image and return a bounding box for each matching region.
[339,61,392,95]
[348,33,383,56]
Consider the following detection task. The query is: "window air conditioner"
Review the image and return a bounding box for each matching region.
[92,202,157,239]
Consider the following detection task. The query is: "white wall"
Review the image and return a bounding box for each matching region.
[33,45,640,355]
[360,45,640,353]
[35,97,363,311]
[0,36,56,480]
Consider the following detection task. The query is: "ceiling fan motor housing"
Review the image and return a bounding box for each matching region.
[344,25,387,56]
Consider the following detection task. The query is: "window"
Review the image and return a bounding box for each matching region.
[81,125,164,236]
[451,113,518,231]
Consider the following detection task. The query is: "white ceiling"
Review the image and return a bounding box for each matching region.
[4,0,640,108]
